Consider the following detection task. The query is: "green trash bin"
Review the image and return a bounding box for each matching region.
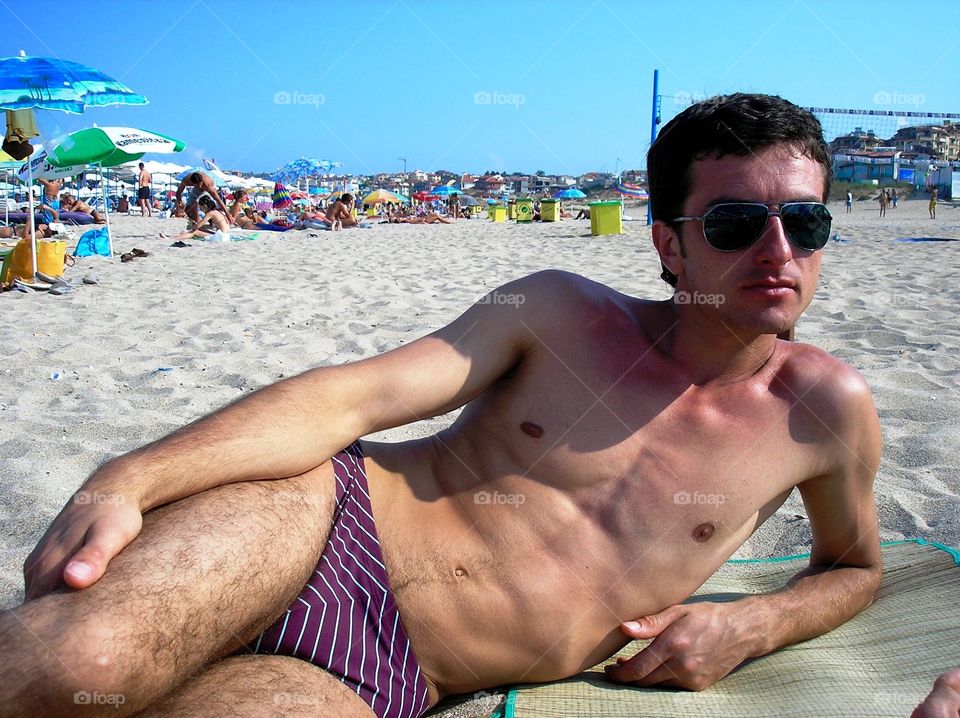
[515,197,534,222]
[589,201,623,236]
[540,199,560,222]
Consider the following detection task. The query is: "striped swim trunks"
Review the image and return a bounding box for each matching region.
[249,442,431,718]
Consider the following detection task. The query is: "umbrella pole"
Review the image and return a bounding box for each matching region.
[99,164,114,258]
[28,156,37,279]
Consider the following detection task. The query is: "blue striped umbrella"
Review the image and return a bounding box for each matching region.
[0,51,148,277]
[271,157,342,184]
[430,185,460,196]
[0,51,148,114]
[554,187,586,199]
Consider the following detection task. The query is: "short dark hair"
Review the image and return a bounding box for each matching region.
[139,162,144,169]
[191,172,202,184]
[341,193,353,203]
[647,93,831,287]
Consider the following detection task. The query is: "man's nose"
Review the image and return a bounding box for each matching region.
[753,215,793,267]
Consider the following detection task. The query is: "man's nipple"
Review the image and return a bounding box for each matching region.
[692,522,716,543]
[520,421,544,438]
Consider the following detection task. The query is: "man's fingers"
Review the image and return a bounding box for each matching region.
[604,641,672,684]
[62,515,141,590]
[620,605,686,639]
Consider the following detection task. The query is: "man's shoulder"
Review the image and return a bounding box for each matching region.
[495,270,624,319]
[776,341,876,430]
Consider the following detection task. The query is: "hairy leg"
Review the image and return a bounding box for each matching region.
[138,654,375,718]
[0,465,337,718]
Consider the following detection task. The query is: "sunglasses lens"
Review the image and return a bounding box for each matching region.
[781,203,832,250]
[702,204,769,251]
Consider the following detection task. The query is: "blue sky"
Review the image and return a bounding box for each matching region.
[7,0,959,176]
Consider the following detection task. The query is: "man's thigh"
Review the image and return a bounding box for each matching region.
[139,654,375,718]
[13,464,338,713]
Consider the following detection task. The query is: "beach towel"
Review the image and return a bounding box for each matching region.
[431,540,959,718]
[254,222,293,232]
[74,227,111,257]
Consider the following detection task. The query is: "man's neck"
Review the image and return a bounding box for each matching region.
[654,301,780,386]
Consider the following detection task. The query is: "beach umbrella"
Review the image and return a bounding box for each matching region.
[309,186,331,196]
[49,127,186,258]
[458,194,480,207]
[555,187,586,199]
[272,182,292,211]
[271,157,342,193]
[48,127,185,168]
[430,185,459,196]
[363,189,403,204]
[0,50,147,279]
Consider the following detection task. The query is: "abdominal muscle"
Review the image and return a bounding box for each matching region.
[359,434,759,699]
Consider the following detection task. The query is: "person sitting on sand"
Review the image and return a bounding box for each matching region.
[575,207,590,219]
[228,189,260,229]
[913,668,960,717]
[6,94,884,718]
[175,171,232,223]
[117,195,130,213]
[325,192,360,230]
[60,193,106,224]
[166,196,230,241]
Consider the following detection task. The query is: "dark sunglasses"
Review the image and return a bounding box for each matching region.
[672,202,832,252]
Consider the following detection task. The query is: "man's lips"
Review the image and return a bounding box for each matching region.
[742,278,798,290]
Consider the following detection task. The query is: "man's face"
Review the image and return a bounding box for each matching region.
[668,144,826,337]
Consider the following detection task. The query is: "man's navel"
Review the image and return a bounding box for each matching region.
[520,421,544,438]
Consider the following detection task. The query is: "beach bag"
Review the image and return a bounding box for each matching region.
[74,227,111,257]
[3,237,67,283]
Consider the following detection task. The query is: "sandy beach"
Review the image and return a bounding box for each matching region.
[2,199,958,625]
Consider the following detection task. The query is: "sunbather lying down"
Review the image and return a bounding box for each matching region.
[4,94,884,718]
[0,223,54,239]
[384,212,453,224]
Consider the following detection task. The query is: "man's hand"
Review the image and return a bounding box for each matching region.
[604,602,756,691]
[23,478,143,600]
[912,669,960,718]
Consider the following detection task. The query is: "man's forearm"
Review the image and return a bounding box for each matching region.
[90,366,366,511]
[736,563,882,657]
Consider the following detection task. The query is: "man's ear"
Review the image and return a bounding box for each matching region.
[651,221,685,279]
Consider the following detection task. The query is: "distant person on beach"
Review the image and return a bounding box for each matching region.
[37,177,61,222]
[59,193,106,224]
[137,162,152,218]
[929,188,938,219]
[325,192,360,230]
[890,187,898,209]
[913,668,960,717]
[878,189,888,218]
[6,94,884,718]
[175,171,231,223]
[117,195,129,213]
[166,195,230,241]
[845,190,853,213]
[448,192,461,218]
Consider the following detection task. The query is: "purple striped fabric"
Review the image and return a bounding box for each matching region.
[250,443,431,718]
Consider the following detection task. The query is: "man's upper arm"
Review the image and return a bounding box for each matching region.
[798,365,883,572]
[346,271,574,435]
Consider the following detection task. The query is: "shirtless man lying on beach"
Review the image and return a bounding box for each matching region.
[2,94,883,718]
[60,193,107,224]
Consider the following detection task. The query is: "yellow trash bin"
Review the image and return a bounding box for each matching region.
[489,206,507,222]
[366,206,378,217]
[515,197,534,222]
[589,201,622,236]
[540,199,560,222]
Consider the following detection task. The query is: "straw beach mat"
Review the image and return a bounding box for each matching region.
[460,540,960,718]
